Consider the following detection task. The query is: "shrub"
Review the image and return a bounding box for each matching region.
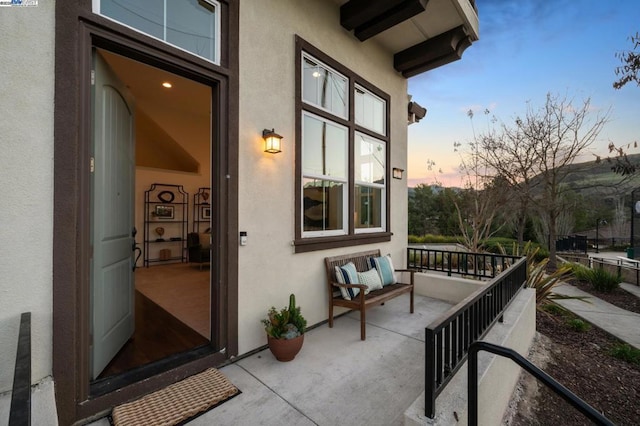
[566,318,591,332]
[569,262,592,282]
[588,267,621,293]
[609,343,640,364]
[408,234,461,244]
[541,303,566,316]
[484,238,518,254]
[523,244,573,307]
[569,263,621,293]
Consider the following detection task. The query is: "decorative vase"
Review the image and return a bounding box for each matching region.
[267,334,304,362]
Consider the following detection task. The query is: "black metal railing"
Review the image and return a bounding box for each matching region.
[423,257,527,418]
[555,234,588,254]
[10,312,31,426]
[407,248,520,279]
[468,341,614,426]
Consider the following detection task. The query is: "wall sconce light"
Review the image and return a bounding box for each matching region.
[392,168,404,179]
[262,128,283,154]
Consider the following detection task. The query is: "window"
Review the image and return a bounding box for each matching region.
[355,85,386,135]
[302,55,348,119]
[302,113,348,236]
[296,39,390,251]
[354,132,385,232]
[96,0,221,64]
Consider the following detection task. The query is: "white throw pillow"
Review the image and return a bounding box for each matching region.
[357,268,383,292]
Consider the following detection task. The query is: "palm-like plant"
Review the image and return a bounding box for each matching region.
[499,242,576,308]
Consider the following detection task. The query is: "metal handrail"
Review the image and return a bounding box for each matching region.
[9,312,31,426]
[423,257,527,418]
[468,341,614,426]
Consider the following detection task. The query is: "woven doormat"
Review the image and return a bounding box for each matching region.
[112,368,240,426]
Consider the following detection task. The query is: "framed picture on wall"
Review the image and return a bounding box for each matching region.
[202,206,211,219]
[155,205,175,220]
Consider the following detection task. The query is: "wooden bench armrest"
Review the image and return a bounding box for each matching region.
[330,281,367,290]
[394,268,417,273]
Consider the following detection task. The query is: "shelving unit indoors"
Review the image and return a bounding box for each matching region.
[193,187,212,233]
[143,183,188,267]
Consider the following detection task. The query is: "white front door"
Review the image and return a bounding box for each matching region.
[90,50,136,379]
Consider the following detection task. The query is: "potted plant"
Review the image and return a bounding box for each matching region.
[261,293,307,361]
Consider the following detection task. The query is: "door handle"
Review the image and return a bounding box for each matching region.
[131,228,141,271]
[131,226,142,271]
[132,244,142,271]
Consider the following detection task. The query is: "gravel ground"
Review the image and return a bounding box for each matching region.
[504,282,640,425]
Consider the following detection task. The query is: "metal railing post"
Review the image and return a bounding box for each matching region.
[425,329,436,418]
[468,342,479,426]
[9,312,31,426]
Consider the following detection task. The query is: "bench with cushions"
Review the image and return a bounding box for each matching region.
[324,249,415,340]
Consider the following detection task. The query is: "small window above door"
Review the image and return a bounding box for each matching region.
[95,0,221,64]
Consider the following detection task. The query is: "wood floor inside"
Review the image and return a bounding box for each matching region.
[97,263,211,379]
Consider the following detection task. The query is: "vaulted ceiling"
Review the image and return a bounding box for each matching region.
[335,0,479,77]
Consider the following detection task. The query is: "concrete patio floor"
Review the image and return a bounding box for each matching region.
[90,294,453,426]
[200,294,453,425]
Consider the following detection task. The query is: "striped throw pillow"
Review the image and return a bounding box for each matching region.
[368,255,397,286]
[334,262,360,300]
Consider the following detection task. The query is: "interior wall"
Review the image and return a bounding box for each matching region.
[236,0,409,354]
[0,1,55,392]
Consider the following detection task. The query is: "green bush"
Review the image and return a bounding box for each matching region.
[484,238,519,254]
[588,267,621,293]
[408,234,461,244]
[566,318,591,332]
[541,303,566,316]
[609,343,640,364]
[569,263,621,293]
[569,262,592,282]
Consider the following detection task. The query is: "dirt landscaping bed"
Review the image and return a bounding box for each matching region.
[505,282,640,425]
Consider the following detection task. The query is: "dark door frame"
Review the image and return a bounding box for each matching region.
[53,2,239,424]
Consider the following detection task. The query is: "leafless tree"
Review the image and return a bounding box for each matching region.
[476,118,540,248]
[453,110,508,253]
[517,93,610,268]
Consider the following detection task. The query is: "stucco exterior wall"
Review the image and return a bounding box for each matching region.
[0,0,412,395]
[0,2,55,392]
[237,0,409,354]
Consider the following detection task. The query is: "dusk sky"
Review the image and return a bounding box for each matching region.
[406,0,640,187]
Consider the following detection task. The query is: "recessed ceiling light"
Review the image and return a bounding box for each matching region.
[162,82,172,88]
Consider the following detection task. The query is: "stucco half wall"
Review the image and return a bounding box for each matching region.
[236,0,409,355]
[0,2,55,392]
[404,287,536,425]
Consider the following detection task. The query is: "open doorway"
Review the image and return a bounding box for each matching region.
[90,48,214,382]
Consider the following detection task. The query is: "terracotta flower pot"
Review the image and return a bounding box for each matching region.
[267,334,304,362]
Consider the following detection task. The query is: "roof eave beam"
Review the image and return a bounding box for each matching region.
[394,25,472,78]
[341,0,429,42]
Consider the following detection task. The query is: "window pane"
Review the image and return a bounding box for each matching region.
[100,0,218,63]
[167,0,216,62]
[355,185,382,229]
[355,87,385,135]
[302,55,347,118]
[303,114,347,179]
[355,133,385,185]
[101,0,164,40]
[303,179,345,232]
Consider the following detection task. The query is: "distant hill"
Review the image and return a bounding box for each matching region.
[409,154,640,197]
[532,154,640,199]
